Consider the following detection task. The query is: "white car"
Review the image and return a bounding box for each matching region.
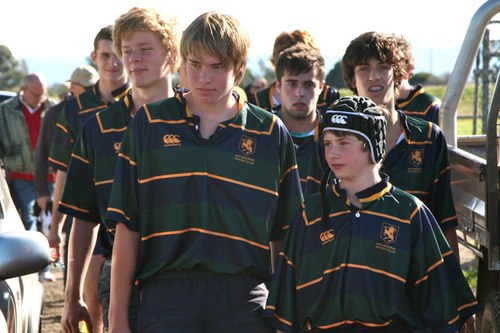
[0,166,50,332]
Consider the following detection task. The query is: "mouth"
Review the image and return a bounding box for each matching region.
[368,85,384,93]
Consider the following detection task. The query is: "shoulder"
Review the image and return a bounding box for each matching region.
[0,95,20,112]
[243,102,287,134]
[402,112,445,140]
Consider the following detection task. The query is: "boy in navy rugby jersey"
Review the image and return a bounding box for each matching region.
[248,29,339,113]
[265,96,479,333]
[58,8,179,333]
[274,43,325,192]
[106,11,302,333]
[306,32,459,260]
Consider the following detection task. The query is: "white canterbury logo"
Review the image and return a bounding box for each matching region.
[330,115,348,124]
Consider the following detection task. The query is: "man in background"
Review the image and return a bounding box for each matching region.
[0,72,55,281]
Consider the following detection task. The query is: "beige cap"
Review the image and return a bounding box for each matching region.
[67,65,99,88]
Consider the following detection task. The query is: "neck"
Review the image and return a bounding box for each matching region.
[98,77,128,103]
[280,109,318,134]
[398,79,412,100]
[131,78,174,115]
[187,91,238,139]
[341,168,381,207]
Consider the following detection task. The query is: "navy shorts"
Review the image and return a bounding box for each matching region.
[138,269,274,333]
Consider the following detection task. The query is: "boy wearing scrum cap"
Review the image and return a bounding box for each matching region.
[265,96,479,333]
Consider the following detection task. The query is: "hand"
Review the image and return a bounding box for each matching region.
[36,196,51,212]
[461,316,475,333]
[47,224,62,261]
[60,298,93,333]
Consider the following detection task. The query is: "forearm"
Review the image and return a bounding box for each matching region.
[48,170,67,249]
[65,219,99,301]
[109,223,139,329]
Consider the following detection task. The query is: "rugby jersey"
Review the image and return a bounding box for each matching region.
[397,84,441,125]
[304,111,458,231]
[275,109,321,193]
[49,81,130,172]
[265,176,479,332]
[106,92,303,284]
[58,94,134,257]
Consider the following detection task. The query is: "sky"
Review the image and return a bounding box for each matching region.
[1,0,499,86]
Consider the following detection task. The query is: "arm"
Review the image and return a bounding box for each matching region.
[270,240,283,273]
[48,170,67,260]
[60,218,99,333]
[108,223,139,333]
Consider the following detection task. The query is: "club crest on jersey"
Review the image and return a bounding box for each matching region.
[320,229,335,245]
[239,136,256,156]
[113,142,121,154]
[380,223,399,244]
[163,134,181,147]
[409,149,424,166]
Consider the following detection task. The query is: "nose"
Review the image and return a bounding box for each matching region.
[127,49,142,63]
[112,54,121,66]
[297,86,305,97]
[198,67,212,83]
[368,67,380,80]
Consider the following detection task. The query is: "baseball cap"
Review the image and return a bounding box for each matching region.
[67,65,99,88]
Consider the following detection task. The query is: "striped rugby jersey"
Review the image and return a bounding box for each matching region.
[265,177,479,332]
[305,111,458,231]
[49,82,130,172]
[106,92,303,284]
[58,94,134,257]
[397,84,441,125]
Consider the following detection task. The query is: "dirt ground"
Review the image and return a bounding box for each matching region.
[40,244,478,333]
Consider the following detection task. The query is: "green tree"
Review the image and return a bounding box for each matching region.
[326,60,346,89]
[0,45,27,90]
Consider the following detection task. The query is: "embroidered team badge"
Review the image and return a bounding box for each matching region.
[239,136,256,156]
[380,223,399,244]
[409,149,424,167]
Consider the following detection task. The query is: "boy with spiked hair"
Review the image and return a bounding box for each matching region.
[106,11,302,333]
[265,96,479,333]
[59,7,179,333]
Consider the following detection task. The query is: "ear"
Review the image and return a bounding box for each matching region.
[90,51,97,65]
[275,79,281,94]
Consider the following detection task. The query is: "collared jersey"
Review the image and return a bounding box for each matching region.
[396,84,441,125]
[49,81,130,172]
[275,109,321,194]
[248,83,340,114]
[106,92,303,285]
[265,177,479,333]
[58,94,134,257]
[305,111,458,231]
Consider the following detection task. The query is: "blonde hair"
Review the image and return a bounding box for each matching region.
[113,7,180,71]
[180,12,249,85]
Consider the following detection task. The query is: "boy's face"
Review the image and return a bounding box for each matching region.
[121,31,171,89]
[276,69,324,121]
[352,58,394,109]
[91,39,127,84]
[185,49,236,106]
[323,132,373,182]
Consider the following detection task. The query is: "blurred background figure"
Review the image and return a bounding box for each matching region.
[245,76,268,97]
[0,72,56,281]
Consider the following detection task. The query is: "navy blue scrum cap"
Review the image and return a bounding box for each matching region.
[322,96,387,163]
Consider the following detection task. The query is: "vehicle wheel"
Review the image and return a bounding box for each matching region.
[481,291,500,333]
